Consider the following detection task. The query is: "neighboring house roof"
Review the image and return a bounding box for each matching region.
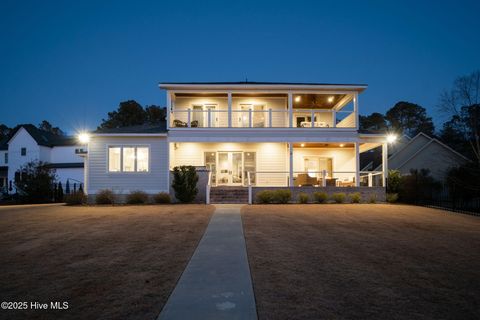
[4,124,78,148]
[44,162,84,169]
[94,123,167,134]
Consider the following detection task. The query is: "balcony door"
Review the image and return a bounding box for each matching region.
[217,152,243,186]
[192,104,218,127]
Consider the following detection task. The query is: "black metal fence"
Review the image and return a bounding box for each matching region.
[413,185,480,216]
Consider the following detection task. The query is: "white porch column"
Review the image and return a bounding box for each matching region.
[227,91,232,128]
[166,91,172,129]
[288,143,294,187]
[288,92,293,128]
[353,92,359,130]
[354,142,360,187]
[382,142,388,188]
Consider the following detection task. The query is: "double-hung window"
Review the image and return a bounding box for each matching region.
[108,146,149,173]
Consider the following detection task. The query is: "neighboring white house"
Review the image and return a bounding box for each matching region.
[0,124,85,192]
[84,82,391,203]
[385,132,469,181]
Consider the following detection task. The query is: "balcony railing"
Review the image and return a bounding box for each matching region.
[241,171,384,187]
[169,109,356,128]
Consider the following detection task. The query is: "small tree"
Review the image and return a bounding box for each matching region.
[14,161,57,203]
[57,182,64,202]
[387,170,402,193]
[172,166,198,203]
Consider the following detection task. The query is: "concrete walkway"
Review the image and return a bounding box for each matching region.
[158,204,257,320]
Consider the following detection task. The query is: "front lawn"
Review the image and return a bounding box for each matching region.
[242,204,480,320]
[0,204,214,320]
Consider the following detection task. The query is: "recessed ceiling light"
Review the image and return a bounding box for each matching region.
[328,96,334,103]
[300,143,305,147]
[295,96,301,102]
[339,143,345,147]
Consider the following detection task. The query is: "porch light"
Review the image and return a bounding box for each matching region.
[78,132,90,144]
[328,96,334,103]
[295,96,301,102]
[387,134,397,144]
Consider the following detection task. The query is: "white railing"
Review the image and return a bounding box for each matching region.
[245,171,384,187]
[247,171,252,204]
[170,108,356,128]
[206,171,212,204]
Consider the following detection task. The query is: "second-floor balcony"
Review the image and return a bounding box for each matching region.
[168,92,358,129]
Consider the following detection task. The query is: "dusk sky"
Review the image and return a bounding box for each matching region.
[1,0,479,133]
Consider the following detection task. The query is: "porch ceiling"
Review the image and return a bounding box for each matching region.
[293,142,354,148]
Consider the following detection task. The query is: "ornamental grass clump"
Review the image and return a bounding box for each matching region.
[256,190,275,204]
[126,190,149,204]
[273,189,292,204]
[332,192,346,204]
[154,192,171,204]
[298,192,309,204]
[95,189,116,205]
[349,192,361,203]
[313,192,328,203]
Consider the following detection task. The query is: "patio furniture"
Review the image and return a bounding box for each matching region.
[295,173,317,186]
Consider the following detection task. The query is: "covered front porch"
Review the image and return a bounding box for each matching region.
[169,141,387,189]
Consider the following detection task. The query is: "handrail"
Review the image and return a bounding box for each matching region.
[206,171,212,204]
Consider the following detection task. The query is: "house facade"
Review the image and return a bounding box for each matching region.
[0,125,85,193]
[85,82,390,203]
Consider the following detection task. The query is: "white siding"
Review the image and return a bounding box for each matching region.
[172,142,288,186]
[7,128,41,182]
[87,136,169,194]
[51,146,84,163]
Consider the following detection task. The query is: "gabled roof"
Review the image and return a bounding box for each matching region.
[3,124,78,148]
[94,122,167,134]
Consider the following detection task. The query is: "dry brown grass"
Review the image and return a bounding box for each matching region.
[242,204,480,320]
[0,204,214,320]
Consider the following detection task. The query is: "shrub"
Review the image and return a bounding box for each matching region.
[349,192,361,203]
[126,190,149,204]
[274,189,291,204]
[387,170,402,193]
[313,192,328,203]
[14,160,56,203]
[64,192,87,205]
[256,190,275,204]
[172,166,199,203]
[95,189,115,205]
[331,192,346,203]
[153,192,171,204]
[298,192,309,204]
[368,194,377,203]
[386,193,398,203]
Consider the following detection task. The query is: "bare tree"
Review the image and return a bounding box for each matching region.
[439,70,480,164]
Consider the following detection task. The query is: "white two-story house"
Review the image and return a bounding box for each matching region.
[0,124,85,193]
[85,82,389,203]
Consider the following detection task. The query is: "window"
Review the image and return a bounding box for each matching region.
[108,146,149,173]
[21,148,26,156]
[4,153,7,164]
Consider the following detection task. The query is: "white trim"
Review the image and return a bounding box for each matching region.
[160,84,368,92]
[93,133,167,137]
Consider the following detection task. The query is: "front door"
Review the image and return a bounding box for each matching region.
[217,152,243,186]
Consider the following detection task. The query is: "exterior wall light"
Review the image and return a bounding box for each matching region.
[78,133,90,144]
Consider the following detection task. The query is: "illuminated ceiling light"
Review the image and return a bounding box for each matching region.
[327,96,334,103]
[300,143,305,147]
[387,134,397,144]
[295,96,301,102]
[211,153,215,156]
[78,132,90,144]
[339,143,345,147]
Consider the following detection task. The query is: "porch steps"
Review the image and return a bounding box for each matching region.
[209,187,249,204]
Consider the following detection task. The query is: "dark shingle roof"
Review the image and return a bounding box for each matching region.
[1,124,78,148]
[94,122,167,134]
[44,162,84,169]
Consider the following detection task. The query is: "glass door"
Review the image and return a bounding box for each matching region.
[216,152,243,186]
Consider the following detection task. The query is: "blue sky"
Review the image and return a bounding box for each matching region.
[0,0,479,133]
